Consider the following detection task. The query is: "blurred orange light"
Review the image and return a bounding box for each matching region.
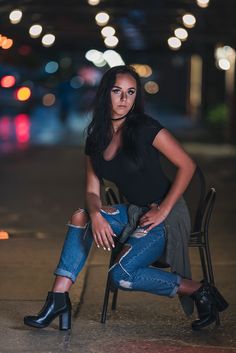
[0,230,9,240]
[0,36,7,46]
[14,114,30,143]
[16,87,31,101]
[1,75,16,88]
[2,38,13,49]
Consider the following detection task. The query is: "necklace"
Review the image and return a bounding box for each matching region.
[111,115,126,121]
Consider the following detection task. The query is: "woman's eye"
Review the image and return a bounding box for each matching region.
[128,90,135,95]
[112,88,121,94]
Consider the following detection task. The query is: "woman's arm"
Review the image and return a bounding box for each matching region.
[139,129,196,231]
[85,156,115,250]
[85,156,102,217]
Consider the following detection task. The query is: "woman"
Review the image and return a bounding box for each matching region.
[24,65,228,331]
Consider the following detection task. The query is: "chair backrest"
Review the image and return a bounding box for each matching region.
[104,186,119,205]
[189,166,206,232]
[199,187,216,235]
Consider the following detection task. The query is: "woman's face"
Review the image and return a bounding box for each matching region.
[110,73,137,119]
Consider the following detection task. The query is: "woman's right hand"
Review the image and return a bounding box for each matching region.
[91,213,116,251]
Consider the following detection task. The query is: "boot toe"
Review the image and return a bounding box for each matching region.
[191,314,217,330]
[24,316,46,328]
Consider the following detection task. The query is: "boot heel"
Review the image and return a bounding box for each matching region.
[210,286,229,312]
[59,310,71,330]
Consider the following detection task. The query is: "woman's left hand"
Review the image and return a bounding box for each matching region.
[139,203,169,232]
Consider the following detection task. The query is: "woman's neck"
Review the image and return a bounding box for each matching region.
[111,115,127,134]
[111,115,127,121]
[112,121,126,134]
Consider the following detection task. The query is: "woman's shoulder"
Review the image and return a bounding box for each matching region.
[137,113,164,132]
[133,113,163,129]
[135,113,164,145]
[140,113,163,127]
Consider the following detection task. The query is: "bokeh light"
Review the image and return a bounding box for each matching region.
[103,50,125,67]
[85,49,102,62]
[182,14,196,28]
[85,49,106,67]
[215,45,236,71]
[2,38,13,49]
[14,114,30,143]
[101,26,116,37]
[42,93,56,106]
[0,116,11,140]
[0,231,9,240]
[93,57,106,67]
[29,24,43,38]
[45,61,59,74]
[9,9,22,24]
[18,45,32,55]
[218,58,230,71]
[0,36,7,46]
[104,36,119,48]
[60,56,72,69]
[95,12,110,26]
[1,75,16,88]
[70,76,84,89]
[197,0,210,8]
[88,0,100,5]
[168,37,182,50]
[174,28,188,41]
[16,87,31,101]
[42,34,55,47]
[131,64,152,78]
[144,81,159,94]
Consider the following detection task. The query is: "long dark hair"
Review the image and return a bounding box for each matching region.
[86,65,146,178]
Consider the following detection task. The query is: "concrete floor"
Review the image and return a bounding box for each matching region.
[0,144,236,353]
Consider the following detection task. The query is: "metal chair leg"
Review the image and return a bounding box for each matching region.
[198,246,209,281]
[215,312,221,326]
[101,275,111,324]
[111,289,118,310]
[205,236,215,285]
[204,235,221,326]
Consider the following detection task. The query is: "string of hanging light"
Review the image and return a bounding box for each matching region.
[9,8,56,48]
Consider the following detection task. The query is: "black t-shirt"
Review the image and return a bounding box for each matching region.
[85,115,171,206]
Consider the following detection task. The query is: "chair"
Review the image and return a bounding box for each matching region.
[100,166,219,325]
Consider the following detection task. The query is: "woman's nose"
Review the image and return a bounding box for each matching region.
[120,92,127,101]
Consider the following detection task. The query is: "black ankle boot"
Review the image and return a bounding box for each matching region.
[24,292,72,330]
[191,282,228,331]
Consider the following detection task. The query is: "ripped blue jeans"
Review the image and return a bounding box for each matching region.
[54,204,181,298]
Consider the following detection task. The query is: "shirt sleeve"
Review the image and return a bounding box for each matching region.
[141,117,164,145]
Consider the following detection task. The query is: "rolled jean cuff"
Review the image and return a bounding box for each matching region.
[169,274,181,298]
[54,268,76,283]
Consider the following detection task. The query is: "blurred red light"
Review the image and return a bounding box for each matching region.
[14,114,30,143]
[1,75,16,88]
[18,45,32,56]
[0,116,11,140]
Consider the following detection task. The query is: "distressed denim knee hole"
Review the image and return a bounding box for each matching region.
[110,263,133,290]
[130,226,148,239]
[70,208,88,228]
[100,206,120,215]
